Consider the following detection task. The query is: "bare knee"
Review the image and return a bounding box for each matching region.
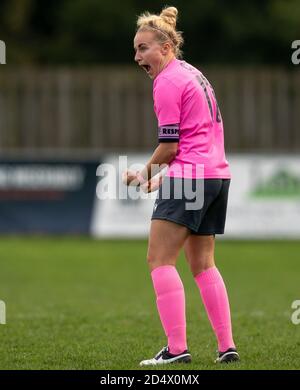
[146,220,189,272]
[188,257,215,277]
[184,235,215,277]
[146,250,176,272]
[146,251,158,270]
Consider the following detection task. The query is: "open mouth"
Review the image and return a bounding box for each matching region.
[141,64,151,73]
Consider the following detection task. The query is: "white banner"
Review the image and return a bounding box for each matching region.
[226,154,300,238]
[91,154,300,239]
[91,154,155,238]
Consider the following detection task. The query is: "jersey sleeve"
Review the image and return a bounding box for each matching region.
[153,77,181,143]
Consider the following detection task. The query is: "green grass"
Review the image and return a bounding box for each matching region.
[0,238,300,370]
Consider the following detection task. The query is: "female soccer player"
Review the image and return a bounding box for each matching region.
[123,6,239,366]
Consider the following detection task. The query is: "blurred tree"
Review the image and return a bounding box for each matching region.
[0,0,299,65]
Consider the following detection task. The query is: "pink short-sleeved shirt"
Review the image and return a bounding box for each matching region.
[153,58,231,179]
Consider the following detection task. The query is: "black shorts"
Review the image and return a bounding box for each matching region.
[151,177,230,235]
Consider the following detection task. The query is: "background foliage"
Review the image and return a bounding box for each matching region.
[1,0,299,65]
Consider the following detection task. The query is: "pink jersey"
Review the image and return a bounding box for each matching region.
[153,58,231,179]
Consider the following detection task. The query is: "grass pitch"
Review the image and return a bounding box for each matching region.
[0,237,299,370]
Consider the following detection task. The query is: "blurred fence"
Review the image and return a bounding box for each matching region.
[0,67,299,153]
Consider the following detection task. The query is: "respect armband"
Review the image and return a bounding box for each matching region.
[158,124,180,143]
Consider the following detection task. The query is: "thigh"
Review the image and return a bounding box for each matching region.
[147,219,190,271]
[184,234,215,276]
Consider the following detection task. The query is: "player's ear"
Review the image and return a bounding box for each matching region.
[161,41,171,55]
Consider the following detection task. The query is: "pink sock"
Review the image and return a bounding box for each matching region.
[151,265,187,355]
[194,266,235,352]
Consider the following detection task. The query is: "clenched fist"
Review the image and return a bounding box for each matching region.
[121,170,140,186]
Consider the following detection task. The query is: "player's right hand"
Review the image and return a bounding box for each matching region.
[121,170,140,186]
[140,175,163,193]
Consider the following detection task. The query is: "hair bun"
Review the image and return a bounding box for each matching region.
[160,6,178,28]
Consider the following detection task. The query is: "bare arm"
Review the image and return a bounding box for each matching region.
[122,142,178,187]
[140,142,178,181]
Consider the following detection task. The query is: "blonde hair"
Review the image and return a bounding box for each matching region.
[136,6,184,59]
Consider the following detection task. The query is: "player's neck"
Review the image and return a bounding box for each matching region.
[158,55,176,77]
[163,55,176,69]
